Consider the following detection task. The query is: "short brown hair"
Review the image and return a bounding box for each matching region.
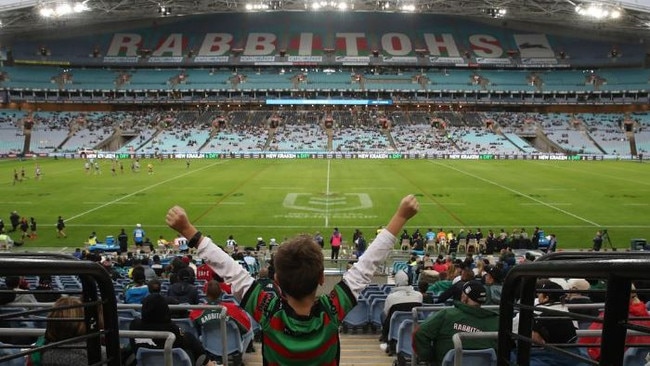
[273,234,324,299]
[206,280,223,301]
[45,297,86,342]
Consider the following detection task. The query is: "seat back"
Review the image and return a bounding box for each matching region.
[623,347,650,366]
[395,319,414,358]
[441,348,497,366]
[135,347,193,366]
[0,342,25,366]
[200,318,249,357]
[388,310,413,343]
[342,298,369,328]
[172,318,199,339]
[369,298,386,327]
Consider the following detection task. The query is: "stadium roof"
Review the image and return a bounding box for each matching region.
[0,0,649,39]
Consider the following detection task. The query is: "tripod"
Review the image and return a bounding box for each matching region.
[602,229,615,251]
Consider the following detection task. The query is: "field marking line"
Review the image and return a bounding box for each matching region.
[65,161,227,223]
[431,161,601,227]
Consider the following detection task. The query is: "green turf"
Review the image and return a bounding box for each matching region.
[2,158,649,251]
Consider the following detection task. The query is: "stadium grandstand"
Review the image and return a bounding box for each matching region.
[0,0,649,365]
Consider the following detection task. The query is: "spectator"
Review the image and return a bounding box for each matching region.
[130,294,214,365]
[0,231,14,250]
[414,281,499,365]
[141,257,157,281]
[565,278,599,329]
[5,275,37,304]
[592,230,603,252]
[418,281,435,304]
[133,223,145,250]
[483,265,503,305]
[165,194,419,365]
[167,267,199,305]
[521,280,586,366]
[34,275,61,303]
[330,228,342,260]
[124,266,149,304]
[41,297,106,364]
[379,270,423,352]
[579,285,650,361]
[151,255,164,277]
[427,270,452,296]
[190,280,253,350]
[437,266,474,304]
[117,228,128,254]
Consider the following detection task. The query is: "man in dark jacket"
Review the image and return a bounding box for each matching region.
[167,267,199,305]
[414,280,499,365]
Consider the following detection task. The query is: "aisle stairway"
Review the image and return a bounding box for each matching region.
[242,332,395,365]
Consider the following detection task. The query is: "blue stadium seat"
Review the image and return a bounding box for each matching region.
[441,348,497,366]
[199,317,253,361]
[388,310,413,352]
[135,347,193,366]
[369,297,386,329]
[0,342,25,366]
[342,298,369,331]
[173,317,199,339]
[623,347,650,366]
[396,319,414,359]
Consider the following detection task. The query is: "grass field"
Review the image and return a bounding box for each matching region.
[2,157,649,252]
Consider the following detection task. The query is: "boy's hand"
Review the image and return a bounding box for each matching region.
[166,206,195,238]
[398,194,419,220]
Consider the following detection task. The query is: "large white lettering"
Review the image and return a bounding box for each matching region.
[336,33,365,56]
[423,34,460,57]
[381,33,411,56]
[298,33,313,56]
[469,34,503,58]
[197,33,233,56]
[106,33,142,57]
[244,33,276,55]
[152,33,184,57]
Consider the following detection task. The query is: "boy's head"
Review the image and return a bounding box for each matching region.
[274,234,324,300]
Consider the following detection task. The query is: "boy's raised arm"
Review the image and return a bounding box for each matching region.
[343,195,419,299]
[166,206,254,300]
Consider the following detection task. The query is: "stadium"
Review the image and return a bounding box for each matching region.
[0,0,649,365]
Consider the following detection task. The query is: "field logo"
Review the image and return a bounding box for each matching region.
[283,193,372,212]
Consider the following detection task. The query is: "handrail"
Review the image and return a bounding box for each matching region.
[452,329,650,366]
[2,302,230,366]
[0,255,119,365]
[498,257,650,366]
[0,328,176,366]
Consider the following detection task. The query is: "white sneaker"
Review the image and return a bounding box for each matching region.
[379,343,388,352]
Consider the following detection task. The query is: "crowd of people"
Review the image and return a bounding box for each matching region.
[0,194,646,366]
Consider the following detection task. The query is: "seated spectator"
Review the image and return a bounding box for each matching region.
[141,257,157,281]
[437,266,474,304]
[565,278,599,329]
[5,275,37,304]
[521,280,587,366]
[130,294,214,365]
[150,255,164,277]
[414,281,499,365]
[483,265,503,305]
[379,270,422,352]
[124,266,149,304]
[167,267,199,305]
[427,271,452,296]
[190,280,254,352]
[418,281,435,304]
[578,285,650,361]
[40,297,106,365]
[34,275,62,303]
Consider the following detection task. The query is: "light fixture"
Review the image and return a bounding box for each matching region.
[39,1,90,18]
[158,5,172,15]
[485,7,507,18]
[306,0,350,11]
[575,2,623,20]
